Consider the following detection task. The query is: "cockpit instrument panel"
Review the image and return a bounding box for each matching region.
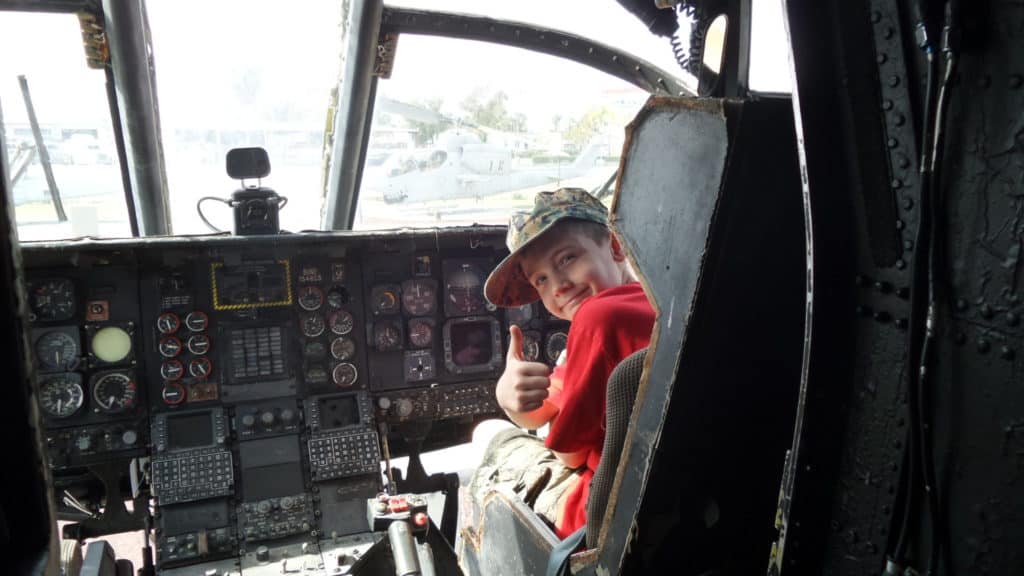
[20,227,571,571]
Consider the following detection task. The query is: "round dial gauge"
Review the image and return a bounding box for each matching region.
[39,374,84,418]
[545,332,568,365]
[297,286,325,311]
[91,326,132,363]
[371,285,401,315]
[327,286,350,308]
[162,383,186,405]
[402,279,437,316]
[446,266,484,315]
[30,279,75,321]
[303,340,326,359]
[507,304,535,327]
[156,313,180,334]
[158,336,182,358]
[302,314,326,338]
[332,362,358,387]
[91,371,136,413]
[161,359,184,381]
[331,336,356,361]
[408,318,433,348]
[187,334,211,355]
[374,321,402,352]
[328,310,354,335]
[189,357,213,379]
[184,311,208,332]
[35,331,79,371]
[522,331,542,362]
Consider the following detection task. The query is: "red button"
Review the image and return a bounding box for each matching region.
[413,512,428,527]
[388,496,409,513]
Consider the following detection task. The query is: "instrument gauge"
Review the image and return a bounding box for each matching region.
[328,310,355,335]
[189,357,213,379]
[297,286,325,311]
[507,304,535,327]
[305,364,328,385]
[401,279,437,316]
[184,311,208,332]
[35,331,79,371]
[158,336,182,358]
[327,286,350,308]
[301,314,326,338]
[446,265,485,316]
[38,373,84,418]
[404,350,436,382]
[156,313,180,334]
[522,331,542,362]
[91,371,136,413]
[371,285,401,315]
[332,362,358,387]
[374,321,402,352]
[331,336,356,361]
[545,332,568,365]
[408,318,434,348]
[187,334,211,355]
[160,359,184,381]
[29,279,75,322]
[91,326,132,363]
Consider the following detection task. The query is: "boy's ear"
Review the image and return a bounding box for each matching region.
[608,233,628,262]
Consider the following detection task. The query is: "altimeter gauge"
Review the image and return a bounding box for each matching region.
[39,373,84,418]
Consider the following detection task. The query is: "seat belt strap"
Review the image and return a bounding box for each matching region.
[546,526,587,576]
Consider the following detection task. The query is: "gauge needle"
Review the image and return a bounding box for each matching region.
[108,395,116,407]
[57,399,63,413]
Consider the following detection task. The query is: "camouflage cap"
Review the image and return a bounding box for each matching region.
[484,187,609,308]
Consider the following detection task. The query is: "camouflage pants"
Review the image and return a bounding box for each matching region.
[465,427,581,530]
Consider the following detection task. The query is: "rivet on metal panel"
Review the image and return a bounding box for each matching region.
[891,178,903,189]
[888,75,901,87]
[871,11,882,23]
[895,219,905,231]
[955,299,968,311]
[895,318,908,329]
[877,53,888,64]
[904,239,914,250]
[902,197,914,210]
[883,99,894,110]
[897,154,910,168]
[883,27,894,39]
[977,339,991,353]
[1001,346,1015,360]
[893,113,905,126]
[830,519,841,532]
[845,529,858,544]
[980,304,993,319]
[895,259,906,270]
[887,137,898,148]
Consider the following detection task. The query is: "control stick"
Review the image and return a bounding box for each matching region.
[367,493,435,576]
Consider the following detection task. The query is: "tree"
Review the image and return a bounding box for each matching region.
[460,89,523,132]
[408,97,449,146]
[563,106,615,152]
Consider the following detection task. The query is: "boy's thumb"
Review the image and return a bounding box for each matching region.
[508,324,524,360]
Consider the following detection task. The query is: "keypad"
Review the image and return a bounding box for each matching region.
[308,429,379,480]
[152,448,233,505]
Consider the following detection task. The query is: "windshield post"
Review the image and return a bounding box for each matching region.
[103,0,171,235]
[323,0,383,231]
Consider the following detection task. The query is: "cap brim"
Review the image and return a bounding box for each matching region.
[484,249,538,308]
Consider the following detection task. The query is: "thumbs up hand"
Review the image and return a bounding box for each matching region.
[496,325,552,414]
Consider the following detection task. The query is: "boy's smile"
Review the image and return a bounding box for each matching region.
[520,230,629,321]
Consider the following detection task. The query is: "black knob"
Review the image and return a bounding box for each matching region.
[255,545,270,562]
[260,411,275,426]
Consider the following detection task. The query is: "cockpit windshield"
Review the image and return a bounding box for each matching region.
[147,0,345,235]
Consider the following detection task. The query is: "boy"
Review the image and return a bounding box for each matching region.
[469,187,655,540]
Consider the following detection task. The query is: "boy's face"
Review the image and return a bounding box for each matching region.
[519,227,627,322]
